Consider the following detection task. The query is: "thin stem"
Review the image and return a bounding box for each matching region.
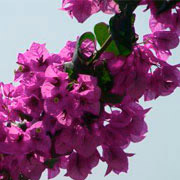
[93,35,112,61]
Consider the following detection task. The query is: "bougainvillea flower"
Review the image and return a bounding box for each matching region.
[61,0,100,23]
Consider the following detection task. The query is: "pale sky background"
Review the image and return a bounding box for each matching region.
[0,1,180,180]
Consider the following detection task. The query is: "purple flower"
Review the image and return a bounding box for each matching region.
[18,153,45,180]
[26,121,51,156]
[145,62,180,100]
[102,146,132,175]
[61,0,100,23]
[71,74,101,116]
[144,31,179,60]
[65,151,99,180]
[0,126,31,155]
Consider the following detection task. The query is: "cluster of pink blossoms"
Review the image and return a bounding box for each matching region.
[0,0,180,180]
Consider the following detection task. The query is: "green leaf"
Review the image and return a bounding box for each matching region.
[67,81,74,91]
[94,22,119,56]
[109,13,137,56]
[72,32,95,65]
[44,158,58,169]
[153,0,180,15]
[101,93,124,104]
[64,62,77,80]
[111,0,139,57]
[114,0,140,13]
[94,62,113,93]
[18,122,27,131]
[19,112,32,122]
[78,32,96,49]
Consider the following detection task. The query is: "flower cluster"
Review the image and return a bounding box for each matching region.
[0,0,180,180]
[0,41,148,180]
